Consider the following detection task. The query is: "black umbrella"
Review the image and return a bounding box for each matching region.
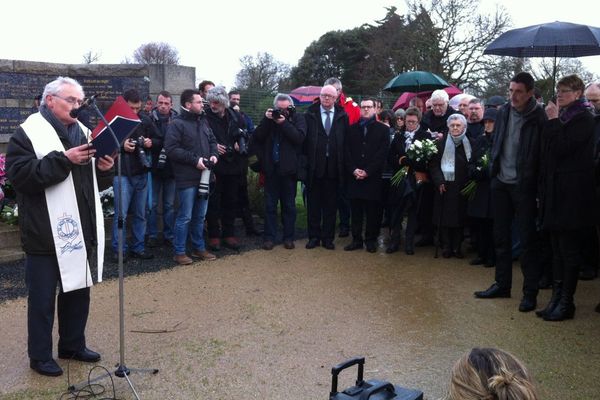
[382,70,450,93]
[484,21,600,89]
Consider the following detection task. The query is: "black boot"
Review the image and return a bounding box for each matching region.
[543,297,575,321]
[536,281,562,318]
[544,263,578,321]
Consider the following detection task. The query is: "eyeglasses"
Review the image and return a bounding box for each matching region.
[431,103,446,108]
[53,94,84,106]
[405,120,419,125]
[320,94,335,99]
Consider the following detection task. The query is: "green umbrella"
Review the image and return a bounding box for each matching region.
[383,70,450,93]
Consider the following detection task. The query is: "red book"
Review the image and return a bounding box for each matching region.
[91,96,141,158]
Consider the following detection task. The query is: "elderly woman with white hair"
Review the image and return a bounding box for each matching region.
[430,113,473,258]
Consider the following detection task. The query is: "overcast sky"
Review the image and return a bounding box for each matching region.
[2,0,599,90]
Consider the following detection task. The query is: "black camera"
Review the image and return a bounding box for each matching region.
[234,128,249,156]
[130,136,151,169]
[271,105,295,120]
[157,148,167,169]
[198,158,214,199]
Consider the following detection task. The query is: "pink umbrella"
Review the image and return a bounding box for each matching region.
[289,85,322,104]
[392,85,462,110]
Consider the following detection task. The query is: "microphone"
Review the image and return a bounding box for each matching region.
[70,93,102,118]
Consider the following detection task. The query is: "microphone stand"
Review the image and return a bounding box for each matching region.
[68,98,158,399]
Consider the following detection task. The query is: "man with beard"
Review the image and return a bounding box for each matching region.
[304,84,349,250]
[228,89,262,237]
[204,86,247,251]
[164,89,219,265]
[466,98,485,139]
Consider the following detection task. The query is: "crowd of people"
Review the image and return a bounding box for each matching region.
[6,71,600,378]
[164,72,599,326]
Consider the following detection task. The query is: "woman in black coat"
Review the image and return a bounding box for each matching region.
[536,74,596,321]
[430,113,473,258]
[386,107,431,255]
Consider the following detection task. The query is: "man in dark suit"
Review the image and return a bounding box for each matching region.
[343,97,389,253]
[304,85,349,250]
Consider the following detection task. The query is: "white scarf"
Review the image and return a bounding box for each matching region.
[404,126,419,151]
[440,132,471,182]
[21,113,104,292]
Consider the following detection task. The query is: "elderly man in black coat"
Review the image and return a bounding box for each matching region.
[343,98,389,253]
[303,85,349,250]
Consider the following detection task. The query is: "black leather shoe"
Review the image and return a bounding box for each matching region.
[595,302,600,313]
[322,241,335,250]
[518,295,537,312]
[386,244,400,254]
[365,243,377,253]
[405,248,415,255]
[58,347,101,363]
[338,228,350,238]
[130,251,154,260]
[344,241,363,251]
[470,257,485,266]
[30,359,63,376]
[305,238,320,249]
[474,283,511,299]
[283,240,295,249]
[442,250,452,258]
[453,250,464,259]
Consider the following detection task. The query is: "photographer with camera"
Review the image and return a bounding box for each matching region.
[164,89,218,265]
[254,93,306,250]
[229,90,262,237]
[204,86,248,251]
[146,90,178,248]
[110,88,158,261]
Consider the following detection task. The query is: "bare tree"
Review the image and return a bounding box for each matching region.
[82,50,100,64]
[235,52,290,91]
[132,42,179,65]
[407,0,511,91]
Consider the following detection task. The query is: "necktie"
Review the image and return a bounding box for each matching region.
[324,111,331,135]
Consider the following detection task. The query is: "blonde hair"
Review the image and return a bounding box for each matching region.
[447,348,539,400]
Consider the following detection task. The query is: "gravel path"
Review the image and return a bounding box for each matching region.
[1,228,600,400]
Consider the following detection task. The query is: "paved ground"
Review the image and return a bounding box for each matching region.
[1,234,599,400]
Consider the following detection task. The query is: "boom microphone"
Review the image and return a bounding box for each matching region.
[70,93,102,118]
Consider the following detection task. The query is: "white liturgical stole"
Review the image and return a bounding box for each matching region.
[21,113,104,292]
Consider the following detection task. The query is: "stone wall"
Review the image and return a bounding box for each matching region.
[0,59,195,152]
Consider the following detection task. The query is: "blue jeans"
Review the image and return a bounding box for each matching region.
[173,186,208,255]
[146,175,176,241]
[264,174,297,242]
[112,174,148,254]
